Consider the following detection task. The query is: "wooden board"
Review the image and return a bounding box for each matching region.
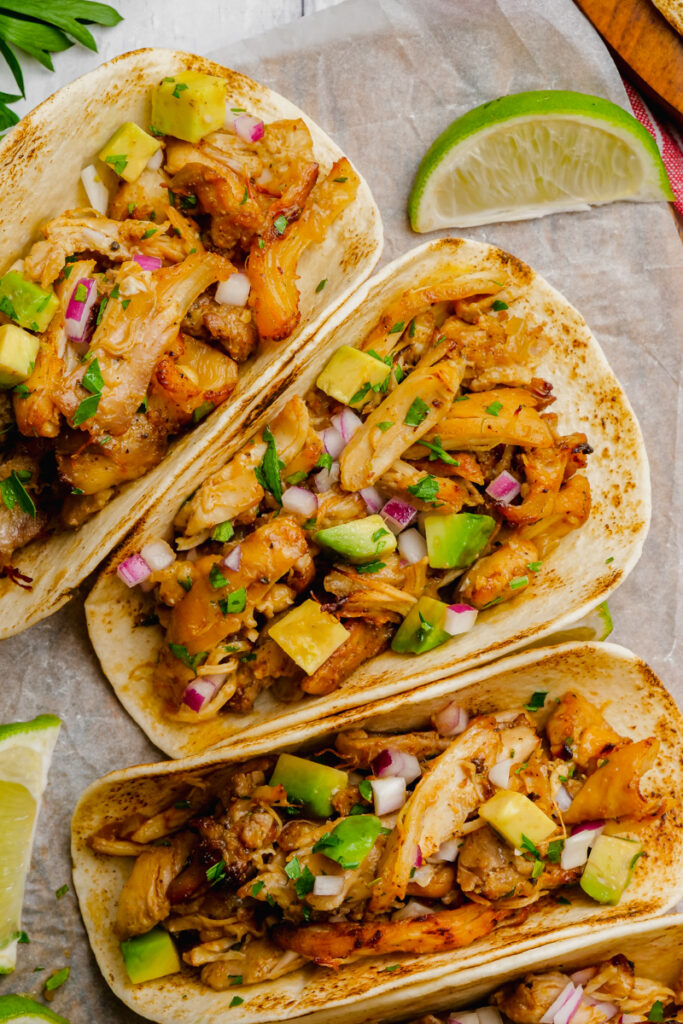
[574,0,683,124]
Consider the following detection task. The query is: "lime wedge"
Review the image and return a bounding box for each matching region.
[0,715,60,974]
[0,995,69,1023]
[409,90,673,231]
[527,601,613,650]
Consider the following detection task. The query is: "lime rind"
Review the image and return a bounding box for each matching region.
[409,90,673,231]
[0,994,70,1022]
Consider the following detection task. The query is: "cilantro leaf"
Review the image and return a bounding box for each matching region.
[254,425,283,504]
[73,392,100,426]
[172,82,188,98]
[648,1003,664,1023]
[546,839,564,863]
[407,475,439,502]
[404,396,430,427]
[524,691,548,712]
[169,643,208,674]
[492,299,508,311]
[206,859,227,885]
[486,400,503,416]
[419,436,459,465]
[294,865,315,898]
[358,778,372,801]
[316,278,327,293]
[520,834,540,857]
[389,321,404,334]
[218,587,247,615]
[44,967,69,992]
[105,153,127,175]
[212,520,234,542]
[349,381,372,405]
[356,561,385,574]
[81,357,103,395]
[273,214,288,235]
[209,563,229,589]
[377,421,394,432]
[0,470,36,518]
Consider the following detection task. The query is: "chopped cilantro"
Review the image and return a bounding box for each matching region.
[294,866,315,898]
[333,176,348,183]
[257,236,265,249]
[230,996,244,1008]
[206,859,227,885]
[74,282,88,303]
[349,803,366,815]
[149,124,164,136]
[389,321,404,334]
[393,364,404,384]
[273,214,288,235]
[492,299,508,311]
[524,691,547,712]
[127,201,137,214]
[173,800,191,809]
[372,527,390,543]
[12,383,29,398]
[240,186,248,206]
[555,895,571,905]
[407,475,439,502]
[218,587,247,615]
[105,153,128,175]
[349,381,372,405]
[0,470,36,518]
[230,107,246,113]
[384,964,400,972]
[416,610,433,644]
[408,318,416,338]
[55,884,69,899]
[209,563,229,589]
[377,421,394,432]
[141,227,157,239]
[121,298,131,310]
[230,975,243,986]
[313,832,341,854]
[61,265,73,279]
[251,881,265,897]
[17,931,29,943]
[630,850,645,870]
[546,839,564,863]
[486,400,503,416]
[316,452,333,472]
[358,778,373,801]
[527,561,542,572]
[81,357,104,396]
[356,561,385,574]
[172,82,189,98]
[648,1003,664,1023]
[192,400,214,423]
[44,967,70,992]
[96,294,108,326]
[520,834,540,857]
[531,859,544,879]
[254,425,283,504]
[138,393,148,414]
[110,283,120,300]
[453,394,469,402]
[169,643,208,674]
[212,520,234,542]
[316,278,327,293]
[286,470,308,485]
[509,575,528,590]
[0,295,16,320]
[404,396,430,427]
[605,556,614,564]
[482,595,505,608]
[419,436,459,466]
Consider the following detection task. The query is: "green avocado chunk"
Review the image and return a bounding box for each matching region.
[0,272,58,334]
[0,324,40,388]
[424,512,496,569]
[315,345,389,407]
[313,815,383,869]
[580,834,642,905]
[270,752,348,818]
[120,927,181,984]
[151,71,227,143]
[314,514,397,565]
[391,594,451,654]
[479,790,556,849]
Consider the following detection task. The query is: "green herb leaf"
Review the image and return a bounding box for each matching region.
[333,176,348,183]
[192,400,214,423]
[358,778,372,801]
[546,839,564,863]
[509,575,529,590]
[648,1003,664,1023]
[17,930,29,943]
[251,881,265,897]
[316,452,333,472]
[105,153,127,175]
[419,436,459,465]
[404,396,430,427]
[206,859,227,885]
[172,82,189,98]
[44,966,70,993]
[315,278,327,293]
[74,282,88,303]
[273,214,288,235]
[12,383,29,398]
[218,587,247,615]
[230,996,244,1008]
[294,866,315,899]
[81,357,103,395]
[531,859,544,878]
[492,299,508,311]
[173,800,190,809]
[230,975,243,986]
[169,643,208,674]
[55,884,69,899]
[356,561,385,574]
[407,475,439,502]
[127,201,137,214]
[209,563,229,589]
[377,421,394,432]
[141,227,157,239]
[254,425,283,504]
[95,294,108,325]
[520,834,540,857]
[408,318,416,338]
[286,470,308,485]
[384,964,400,972]
[389,321,404,334]
[0,469,36,517]
[349,381,372,405]
[486,400,503,416]
[605,556,614,564]
[524,691,547,712]
[527,561,542,573]
[313,832,341,854]
[285,857,302,879]
[239,185,248,206]
[371,527,389,543]
[212,520,234,542]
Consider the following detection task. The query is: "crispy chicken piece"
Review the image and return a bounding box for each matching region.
[183,292,259,363]
[176,396,310,537]
[24,210,180,287]
[301,619,392,695]
[458,538,539,609]
[200,940,305,988]
[273,902,515,967]
[520,474,591,558]
[500,436,591,528]
[440,309,544,389]
[323,565,417,621]
[115,830,195,939]
[60,486,114,529]
[493,971,581,1024]
[247,158,359,340]
[409,451,485,485]
[0,454,46,564]
[169,161,266,237]
[315,490,367,529]
[457,825,580,903]
[380,458,472,513]
[340,356,465,492]
[55,253,232,437]
[587,956,679,1015]
[151,333,238,425]
[108,166,171,223]
[369,715,503,914]
[334,729,451,768]
[546,692,622,768]
[55,411,169,494]
[564,738,661,823]
[416,388,554,453]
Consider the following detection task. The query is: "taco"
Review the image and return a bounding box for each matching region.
[85,238,649,757]
[399,915,683,1024]
[71,641,683,1024]
[0,47,382,639]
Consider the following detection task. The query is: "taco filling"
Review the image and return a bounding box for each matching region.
[89,690,662,988]
[0,70,358,572]
[119,275,592,719]
[414,954,683,1024]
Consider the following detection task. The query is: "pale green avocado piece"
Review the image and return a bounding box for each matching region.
[315,815,383,869]
[98,122,161,182]
[0,272,58,334]
[479,790,556,849]
[315,345,389,407]
[120,927,181,984]
[424,512,496,569]
[270,752,348,818]
[0,324,39,388]
[580,834,642,905]
[392,594,451,654]
[268,599,350,675]
[314,514,397,564]
[151,71,226,143]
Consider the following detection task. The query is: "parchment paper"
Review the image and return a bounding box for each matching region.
[1,1,681,1020]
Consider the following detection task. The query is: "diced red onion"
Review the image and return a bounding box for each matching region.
[570,968,597,987]
[555,986,584,1024]
[140,539,175,572]
[555,784,573,812]
[372,748,421,784]
[392,899,434,921]
[222,545,242,571]
[314,461,340,492]
[282,486,318,519]
[444,603,478,636]
[478,1009,504,1024]
[360,486,383,514]
[486,470,521,504]
[182,675,223,712]
[397,528,427,564]
[80,164,109,215]
[116,553,150,587]
[411,864,436,887]
[583,998,618,1020]
[428,838,461,863]
[414,845,423,868]
[571,820,605,835]
[233,113,265,143]
[381,497,417,534]
[134,253,163,272]
[489,757,513,789]
[434,700,469,736]
[322,426,345,459]
[146,147,163,171]
[371,776,406,815]
[65,277,98,342]
[312,874,344,897]
[331,408,362,442]
[541,983,579,1024]
[215,272,251,307]
[561,826,604,870]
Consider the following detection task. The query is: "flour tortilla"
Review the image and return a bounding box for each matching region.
[651,0,683,34]
[85,237,650,758]
[0,47,383,640]
[70,641,683,1024]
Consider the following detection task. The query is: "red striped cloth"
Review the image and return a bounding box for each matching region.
[622,79,683,215]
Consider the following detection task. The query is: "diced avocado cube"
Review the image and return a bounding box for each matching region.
[479,790,556,849]
[0,272,58,333]
[424,513,496,570]
[0,324,39,388]
[313,815,383,869]
[391,594,451,654]
[151,71,226,143]
[316,345,389,407]
[314,514,397,565]
[120,927,181,984]
[580,834,642,905]
[98,122,161,182]
[270,752,348,818]
[269,599,349,675]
